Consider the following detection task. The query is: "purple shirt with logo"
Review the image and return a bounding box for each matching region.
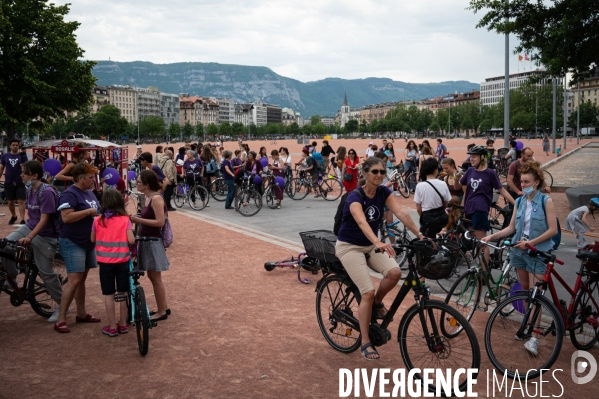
[337,186,392,246]
[1,152,28,184]
[183,158,203,176]
[460,168,502,215]
[151,165,166,181]
[59,185,101,250]
[26,185,60,238]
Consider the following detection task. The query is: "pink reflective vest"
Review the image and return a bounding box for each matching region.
[94,215,131,263]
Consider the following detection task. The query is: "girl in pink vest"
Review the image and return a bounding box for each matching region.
[91,189,135,337]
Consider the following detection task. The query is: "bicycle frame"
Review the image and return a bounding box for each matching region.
[0,246,31,300]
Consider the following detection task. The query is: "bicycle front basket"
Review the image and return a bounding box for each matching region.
[413,240,459,280]
[299,230,341,265]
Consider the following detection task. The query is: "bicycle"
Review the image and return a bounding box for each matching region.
[392,164,411,198]
[235,172,262,217]
[263,173,285,209]
[0,239,68,318]
[264,252,321,284]
[305,230,481,396]
[209,177,228,202]
[444,231,518,336]
[289,171,343,201]
[174,172,209,210]
[115,237,159,356]
[484,243,599,380]
[378,219,414,269]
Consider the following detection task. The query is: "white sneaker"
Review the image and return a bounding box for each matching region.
[47,306,70,323]
[524,337,539,356]
[515,334,524,341]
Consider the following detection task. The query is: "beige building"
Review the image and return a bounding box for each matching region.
[572,70,599,110]
[108,85,138,123]
[88,86,110,116]
[179,95,220,128]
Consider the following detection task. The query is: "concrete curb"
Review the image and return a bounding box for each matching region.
[541,142,591,169]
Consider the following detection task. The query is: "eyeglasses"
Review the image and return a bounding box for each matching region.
[369,169,387,175]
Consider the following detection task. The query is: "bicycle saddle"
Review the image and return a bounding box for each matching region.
[576,250,599,262]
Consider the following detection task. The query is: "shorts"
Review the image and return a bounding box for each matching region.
[465,211,490,232]
[335,240,399,294]
[59,238,98,273]
[99,261,130,295]
[310,171,319,185]
[511,253,547,275]
[4,182,26,201]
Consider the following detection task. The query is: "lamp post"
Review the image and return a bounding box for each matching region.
[564,76,567,149]
[503,0,510,148]
[552,78,557,153]
[576,80,580,144]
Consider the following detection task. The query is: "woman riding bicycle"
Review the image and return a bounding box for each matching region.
[482,161,557,356]
[1,160,63,322]
[182,150,206,208]
[335,157,424,361]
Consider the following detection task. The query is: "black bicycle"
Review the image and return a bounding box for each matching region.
[0,239,68,318]
[304,231,480,397]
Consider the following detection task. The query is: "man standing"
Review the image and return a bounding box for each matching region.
[435,138,448,161]
[320,140,335,171]
[159,150,178,211]
[0,140,28,224]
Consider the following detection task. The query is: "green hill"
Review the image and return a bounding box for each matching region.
[92,61,479,117]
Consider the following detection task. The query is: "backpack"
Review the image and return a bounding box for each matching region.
[333,187,383,235]
[312,152,325,172]
[205,157,217,174]
[516,194,561,251]
[442,144,449,155]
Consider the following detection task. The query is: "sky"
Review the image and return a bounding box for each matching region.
[55,0,535,84]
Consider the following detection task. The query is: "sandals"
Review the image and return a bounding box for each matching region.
[54,322,70,333]
[361,343,380,361]
[75,314,101,323]
[373,301,393,322]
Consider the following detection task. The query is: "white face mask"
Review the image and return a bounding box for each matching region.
[25,178,35,188]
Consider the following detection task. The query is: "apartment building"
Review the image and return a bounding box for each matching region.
[572,70,599,110]
[480,69,563,106]
[265,104,282,124]
[321,116,335,127]
[160,93,180,128]
[215,98,235,125]
[426,90,480,113]
[108,85,138,123]
[89,86,110,116]
[252,102,267,126]
[179,95,220,128]
[137,87,161,121]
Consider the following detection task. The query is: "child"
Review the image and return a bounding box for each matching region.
[565,198,599,248]
[270,149,285,209]
[91,188,136,337]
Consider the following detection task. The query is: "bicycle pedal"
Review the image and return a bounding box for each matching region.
[477,304,488,312]
[151,321,157,327]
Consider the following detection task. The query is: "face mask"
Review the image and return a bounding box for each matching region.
[25,178,35,188]
[522,185,536,196]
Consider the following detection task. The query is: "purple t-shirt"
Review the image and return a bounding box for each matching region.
[337,186,392,246]
[1,152,28,184]
[151,165,166,181]
[222,159,234,180]
[460,168,502,215]
[26,185,60,239]
[183,158,203,177]
[59,185,101,250]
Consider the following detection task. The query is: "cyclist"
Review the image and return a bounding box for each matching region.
[301,148,323,198]
[482,161,557,355]
[241,151,263,195]
[269,149,285,209]
[0,160,63,322]
[335,157,424,360]
[460,145,514,264]
[321,140,336,171]
[182,150,206,208]
[404,140,418,190]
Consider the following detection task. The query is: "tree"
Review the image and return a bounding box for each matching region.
[65,114,97,138]
[206,123,218,139]
[94,105,127,139]
[568,101,599,132]
[310,115,322,125]
[195,124,204,140]
[286,122,300,136]
[511,111,535,132]
[181,122,194,139]
[231,122,245,137]
[345,119,359,133]
[219,121,232,138]
[469,0,599,81]
[437,109,449,133]
[312,123,327,136]
[168,122,181,140]
[0,1,96,141]
[139,116,165,137]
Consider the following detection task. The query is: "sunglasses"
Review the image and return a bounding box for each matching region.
[369,169,387,175]
[348,152,356,155]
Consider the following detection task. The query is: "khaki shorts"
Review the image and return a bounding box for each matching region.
[335,240,399,294]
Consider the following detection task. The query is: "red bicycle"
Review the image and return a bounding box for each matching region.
[484,243,599,380]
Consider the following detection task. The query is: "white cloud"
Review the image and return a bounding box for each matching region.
[56,0,529,84]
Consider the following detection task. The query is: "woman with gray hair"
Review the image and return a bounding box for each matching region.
[182,149,206,208]
[335,157,423,360]
[221,150,236,209]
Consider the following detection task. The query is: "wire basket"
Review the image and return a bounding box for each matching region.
[299,230,343,270]
[579,244,599,273]
[414,240,461,280]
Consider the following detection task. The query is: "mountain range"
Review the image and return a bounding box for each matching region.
[92,61,480,118]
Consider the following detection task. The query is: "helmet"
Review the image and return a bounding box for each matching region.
[467,145,488,155]
[299,256,321,272]
[590,198,599,207]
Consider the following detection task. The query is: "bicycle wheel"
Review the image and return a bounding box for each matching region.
[320,178,343,201]
[396,175,410,198]
[135,286,150,356]
[189,186,209,210]
[398,300,480,396]
[316,275,362,353]
[289,178,309,200]
[488,206,506,233]
[381,231,411,269]
[570,278,599,350]
[543,170,553,188]
[264,185,278,209]
[27,266,65,318]
[444,270,481,330]
[436,248,470,294]
[210,178,227,202]
[173,184,187,208]
[485,294,563,380]
[236,190,262,216]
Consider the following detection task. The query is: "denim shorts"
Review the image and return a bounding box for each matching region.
[511,252,547,275]
[59,238,98,273]
[465,211,491,232]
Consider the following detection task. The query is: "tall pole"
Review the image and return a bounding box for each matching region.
[137,116,140,144]
[552,78,556,153]
[448,103,451,134]
[535,85,538,137]
[563,76,567,149]
[576,80,580,144]
[503,0,510,147]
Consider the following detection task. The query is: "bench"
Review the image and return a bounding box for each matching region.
[565,185,599,209]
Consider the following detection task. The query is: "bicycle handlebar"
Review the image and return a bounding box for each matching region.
[524,243,564,265]
[463,231,510,251]
[0,238,27,250]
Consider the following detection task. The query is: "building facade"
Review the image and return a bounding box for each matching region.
[160,93,180,128]
[136,87,161,121]
[572,70,599,110]
[216,98,235,125]
[265,104,282,124]
[321,116,335,127]
[108,85,138,123]
[480,69,562,106]
[251,102,267,126]
[89,86,110,116]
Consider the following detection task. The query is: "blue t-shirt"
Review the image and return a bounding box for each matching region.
[337,186,392,246]
[1,152,28,184]
[460,167,502,215]
[222,159,234,180]
[59,185,101,250]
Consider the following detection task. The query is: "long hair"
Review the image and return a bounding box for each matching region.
[200,145,212,162]
[446,196,461,231]
[21,160,51,184]
[336,146,347,163]
[406,140,416,150]
[99,188,128,227]
[139,169,163,192]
